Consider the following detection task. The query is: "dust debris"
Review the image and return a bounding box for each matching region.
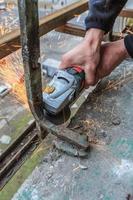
[103,73,133,92]
[112,117,121,126]
[73,164,88,171]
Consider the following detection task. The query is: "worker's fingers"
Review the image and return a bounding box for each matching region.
[84,64,97,87]
[96,67,103,80]
[60,54,73,69]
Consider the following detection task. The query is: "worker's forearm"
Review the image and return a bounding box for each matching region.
[84,28,104,51]
[85,0,128,33]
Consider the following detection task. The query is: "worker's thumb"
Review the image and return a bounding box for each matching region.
[59,55,72,69]
[84,65,97,87]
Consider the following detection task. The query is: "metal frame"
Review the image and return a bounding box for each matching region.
[17,0,89,149]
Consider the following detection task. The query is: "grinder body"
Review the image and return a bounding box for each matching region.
[43,66,85,120]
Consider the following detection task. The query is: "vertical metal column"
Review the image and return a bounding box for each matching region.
[17,0,89,149]
[18,0,46,138]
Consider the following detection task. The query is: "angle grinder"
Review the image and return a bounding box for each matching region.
[43,65,85,125]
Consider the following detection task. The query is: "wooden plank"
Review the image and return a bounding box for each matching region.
[0,0,88,59]
[39,0,88,36]
[56,23,86,37]
[120,9,133,18]
[56,9,133,37]
[0,29,20,59]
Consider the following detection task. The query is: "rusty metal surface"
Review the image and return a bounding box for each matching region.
[18,0,44,121]
[18,0,47,139]
[41,120,89,150]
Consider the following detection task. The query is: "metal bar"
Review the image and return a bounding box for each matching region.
[41,120,89,149]
[18,0,44,128]
[18,0,89,147]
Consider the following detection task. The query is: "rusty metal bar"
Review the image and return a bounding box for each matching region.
[18,0,89,148]
[18,0,44,130]
[40,119,89,149]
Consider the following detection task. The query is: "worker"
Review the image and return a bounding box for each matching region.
[60,0,133,87]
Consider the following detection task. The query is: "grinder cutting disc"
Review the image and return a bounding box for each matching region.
[45,106,71,125]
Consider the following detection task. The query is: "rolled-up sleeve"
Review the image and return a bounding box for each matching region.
[85,0,128,33]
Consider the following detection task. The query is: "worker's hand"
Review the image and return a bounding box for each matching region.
[60,28,104,86]
[95,39,129,82]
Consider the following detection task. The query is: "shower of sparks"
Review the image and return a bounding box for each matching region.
[0,52,29,108]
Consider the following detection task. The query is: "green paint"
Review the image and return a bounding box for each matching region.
[0,111,33,152]
[94,167,101,176]
[104,197,111,200]
[10,112,33,140]
[110,137,133,159]
[0,141,52,200]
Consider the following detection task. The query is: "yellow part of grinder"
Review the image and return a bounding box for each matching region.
[43,85,55,94]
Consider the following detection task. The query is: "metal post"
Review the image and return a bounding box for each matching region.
[17,0,89,149]
[18,0,46,138]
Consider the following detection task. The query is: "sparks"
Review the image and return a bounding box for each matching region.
[0,52,29,108]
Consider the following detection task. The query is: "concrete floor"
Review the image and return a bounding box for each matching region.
[11,59,133,200]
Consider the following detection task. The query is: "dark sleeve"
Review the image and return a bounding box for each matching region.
[124,35,133,58]
[85,0,128,33]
